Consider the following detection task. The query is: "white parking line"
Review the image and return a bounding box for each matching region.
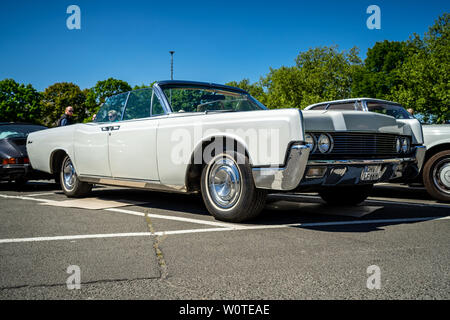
[0,193,242,228]
[106,208,241,228]
[0,216,448,244]
[1,192,449,245]
[0,194,58,203]
[26,192,59,197]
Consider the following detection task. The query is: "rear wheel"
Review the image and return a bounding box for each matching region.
[200,150,266,222]
[422,150,450,202]
[318,184,373,206]
[60,155,92,197]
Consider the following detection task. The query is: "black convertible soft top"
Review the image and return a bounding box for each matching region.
[155,80,248,94]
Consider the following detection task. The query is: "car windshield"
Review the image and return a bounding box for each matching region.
[366,102,414,120]
[161,86,266,113]
[0,124,47,140]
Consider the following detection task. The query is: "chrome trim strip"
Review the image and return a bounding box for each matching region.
[153,83,173,114]
[78,175,190,193]
[307,158,415,166]
[415,145,426,171]
[252,144,310,191]
[307,145,426,167]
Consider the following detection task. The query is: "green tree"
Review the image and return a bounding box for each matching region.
[260,46,362,109]
[352,40,408,98]
[41,82,87,126]
[133,81,156,90]
[91,78,132,104]
[0,79,42,124]
[84,78,132,121]
[225,79,266,102]
[391,13,449,122]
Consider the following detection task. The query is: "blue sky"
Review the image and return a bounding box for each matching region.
[0,0,448,91]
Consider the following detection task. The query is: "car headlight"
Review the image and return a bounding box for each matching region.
[395,137,402,153]
[305,133,316,152]
[401,137,410,153]
[317,134,332,153]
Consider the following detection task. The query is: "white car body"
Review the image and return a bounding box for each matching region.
[26,82,427,221]
[422,125,450,150]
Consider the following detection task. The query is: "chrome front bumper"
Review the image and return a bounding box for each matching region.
[252,145,426,191]
[252,144,310,191]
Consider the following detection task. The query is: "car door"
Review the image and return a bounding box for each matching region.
[108,89,165,181]
[73,92,129,177]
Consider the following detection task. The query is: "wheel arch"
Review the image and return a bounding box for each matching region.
[49,149,69,175]
[423,143,450,167]
[184,135,251,192]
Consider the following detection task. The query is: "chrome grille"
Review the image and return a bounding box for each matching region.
[307,132,403,156]
[330,132,397,155]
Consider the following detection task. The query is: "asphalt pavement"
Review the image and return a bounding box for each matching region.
[0,181,448,300]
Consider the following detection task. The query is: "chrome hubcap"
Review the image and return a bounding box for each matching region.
[63,158,76,191]
[208,156,241,209]
[433,158,450,194]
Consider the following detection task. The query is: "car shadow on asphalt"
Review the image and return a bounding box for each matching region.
[0,180,60,192]
[371,184,434,201]
[3,181,447,234]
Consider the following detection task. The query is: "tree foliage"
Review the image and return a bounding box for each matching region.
[90,78,132,104]
[83,78,132,122]
[41,82,87,126]
[0,79,42,124]
[390,13,449,123]
[352,40,408,98]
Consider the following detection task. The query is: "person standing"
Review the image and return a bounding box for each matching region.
[58,106,74,126]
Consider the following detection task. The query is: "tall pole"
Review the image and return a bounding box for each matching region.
[169,51,175,80]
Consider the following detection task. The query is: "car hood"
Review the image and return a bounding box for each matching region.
[302,110,406,135]
[0,137,28,159]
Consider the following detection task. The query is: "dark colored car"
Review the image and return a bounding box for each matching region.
[0,122,51,185]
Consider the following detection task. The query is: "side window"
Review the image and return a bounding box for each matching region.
[123,89,152,120]
[327,103,356,110]
[151,91,165,116]
[95,92,129,122]
[310,104,327,110]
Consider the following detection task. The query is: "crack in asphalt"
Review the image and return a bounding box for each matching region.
[144,209,169,280]
[0,276,162,291]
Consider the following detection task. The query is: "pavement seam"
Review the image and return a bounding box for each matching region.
[144,209,169,280]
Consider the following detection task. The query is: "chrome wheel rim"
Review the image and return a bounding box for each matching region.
[432,158,450,195]
[62,158,76,191]
[207,156,241,209]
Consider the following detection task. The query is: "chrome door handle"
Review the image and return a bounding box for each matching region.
[110,126,120,131]
[101,126,111,131]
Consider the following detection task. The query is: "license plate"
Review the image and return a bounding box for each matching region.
[361,165,383,181]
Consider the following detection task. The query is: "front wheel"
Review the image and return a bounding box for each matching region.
[318,184,373,206]
[200,150,266,222]
[60,155,92,197]
[422,150,450,202]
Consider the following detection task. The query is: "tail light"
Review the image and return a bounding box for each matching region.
[1,157,30,165]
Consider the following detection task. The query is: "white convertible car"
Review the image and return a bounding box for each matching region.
[306,98,449,202]
[27,81,426,222]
